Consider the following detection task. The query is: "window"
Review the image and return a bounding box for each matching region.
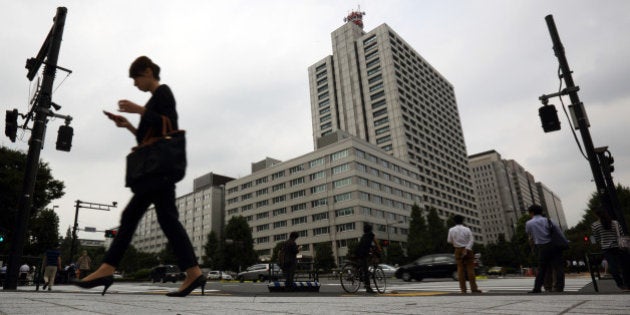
[333,177,352,188]
[290,177,305,186]
[373,108,387,118]
[336,222,355,232]
[309,170,326,181]
[291,203,307,212]
[290,190,306,199]
[241,182,252,189]
[321,122,332,129]
[331,149,349,161]
[376,135,391,144]
[334,192,352,203]
[255,177,268,185]
[256,224,269,232]
[309,157,325,168]
[256,212,269,219]
[274,234,288,241]
[273,220,287,228]
[370,91,385,100]
[313,226,330,236]
[312,212,329,221]
[256,200,268,207]
[289,165,304,174]
[372,99,386,109]
[240,193,252,201]
[310,184,327,194]
[374,117,389,126]
[335,207,354,217]
[366,58,380,68]
[272,195,286,204]
[272,207,287,216]
[332,163,350,175]
[292,216,307,225]
[271,171,285,180]
[311,198,327,208]
[256,188,268,196]
[272,183,285,192]
[241,204,253,211]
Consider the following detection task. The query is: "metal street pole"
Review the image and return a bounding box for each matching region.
[69,200,116,264]
[544,15,626,233]
[4,7,67,290]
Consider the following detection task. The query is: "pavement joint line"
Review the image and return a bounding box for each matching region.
[559,300,588,315]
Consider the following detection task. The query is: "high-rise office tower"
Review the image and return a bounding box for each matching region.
[308,11,481,238]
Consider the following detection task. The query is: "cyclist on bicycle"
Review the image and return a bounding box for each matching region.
[355,224,382,293]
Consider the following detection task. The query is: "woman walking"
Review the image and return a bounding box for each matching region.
[591,208,630,291]
[74,56,204,297]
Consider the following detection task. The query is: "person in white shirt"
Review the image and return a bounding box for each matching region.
[447,215,481,294]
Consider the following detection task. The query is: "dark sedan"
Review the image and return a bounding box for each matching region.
[394,253,458,282]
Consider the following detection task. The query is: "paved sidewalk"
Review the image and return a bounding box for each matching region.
[1,290,630,315]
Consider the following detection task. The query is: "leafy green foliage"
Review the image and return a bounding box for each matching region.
[0,146,65,255]
[406,204,428,260]
[313,242,336,272]
[203,230,220,267]
[223,216,257,271]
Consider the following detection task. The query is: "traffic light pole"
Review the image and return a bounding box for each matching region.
[3,7,67,290]
[69,200,116,264]
[544,15,627,233]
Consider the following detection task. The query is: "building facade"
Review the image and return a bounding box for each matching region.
[308,12,481,240]
[224,132,424,264]
[469,150,567,244]
[130,173,233,262]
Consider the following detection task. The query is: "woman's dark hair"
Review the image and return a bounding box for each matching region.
[129,56,160,80]
[595,208,612,230]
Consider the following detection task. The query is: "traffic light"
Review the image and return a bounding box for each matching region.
[0,233,4,243]
[104,229,118,238]
[56,125,73,151]
[5,109,19,142]
[583,235,589,245]
[539,104,561,132]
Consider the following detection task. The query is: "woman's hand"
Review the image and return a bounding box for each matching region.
[118,99,146,115]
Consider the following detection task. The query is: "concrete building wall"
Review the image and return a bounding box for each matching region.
[308,20,481,242]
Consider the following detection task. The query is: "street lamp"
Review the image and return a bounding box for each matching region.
[69,200,117,264]
[384,217,406,263]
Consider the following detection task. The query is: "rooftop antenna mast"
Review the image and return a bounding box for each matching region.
[344,6,366,29]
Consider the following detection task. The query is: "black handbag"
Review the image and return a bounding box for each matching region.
[548,218,569,250]
[125,116,186,189]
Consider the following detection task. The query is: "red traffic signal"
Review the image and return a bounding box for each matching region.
[104,229,118,238]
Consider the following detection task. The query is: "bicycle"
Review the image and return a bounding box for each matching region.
[340,254,386,294]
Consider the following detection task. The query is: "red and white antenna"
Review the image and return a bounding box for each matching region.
[344,5,366,29]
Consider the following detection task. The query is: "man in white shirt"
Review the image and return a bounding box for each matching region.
[447,215,481,294]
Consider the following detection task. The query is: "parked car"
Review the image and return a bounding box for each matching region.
[395,253,458,282]
[368,264,399,278]
[237,264,282,282]
[487,266,506,276]
[207,270,233,281]
[150,265,184,283]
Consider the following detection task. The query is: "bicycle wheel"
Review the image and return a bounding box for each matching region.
[340,263,361,293]
[372,266,386,294]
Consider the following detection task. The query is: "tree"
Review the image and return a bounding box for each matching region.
[0,146,65,255]
[406,203,428,261]
[270,241,284,264]
[223,216,257,272]
[157,242,177,265]
[119,245,157,273]
[313,242,336,272]
[60,227,73,265]
[203,230,220,268]
[26,208,60,256]
[386,242,406,266]
[426,207,448,253]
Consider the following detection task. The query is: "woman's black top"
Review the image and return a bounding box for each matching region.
[135,84,178,144]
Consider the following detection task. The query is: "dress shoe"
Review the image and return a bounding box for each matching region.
[42,282,48,290]
[528,289,542,294]
[166,275,206,297]
[72,275,114,296]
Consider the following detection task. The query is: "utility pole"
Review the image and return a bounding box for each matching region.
[3,7,68,290]
[69,200,117,264]
[539,15,626,233]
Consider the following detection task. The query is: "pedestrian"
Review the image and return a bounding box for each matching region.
[42,243,61,291]
[591,208,630,291]
[76,250,92,279]
[18,263,30,285]
[447,215,481,294]
[73,56,205,297]
[355,224,381,293]
[525,204,567,293]
[282,232,300,290]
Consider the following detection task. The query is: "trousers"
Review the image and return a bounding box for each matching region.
[103,185,197,271]
[454,247,478,293]
[533,243,565,291]
[44,266,58,288]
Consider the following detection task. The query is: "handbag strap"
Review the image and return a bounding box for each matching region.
[141,115,175,144]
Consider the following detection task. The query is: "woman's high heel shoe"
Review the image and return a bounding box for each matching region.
[166,275,206,297]
[72,275,114,296]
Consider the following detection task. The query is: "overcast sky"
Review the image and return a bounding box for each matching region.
[2,0,629,241]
